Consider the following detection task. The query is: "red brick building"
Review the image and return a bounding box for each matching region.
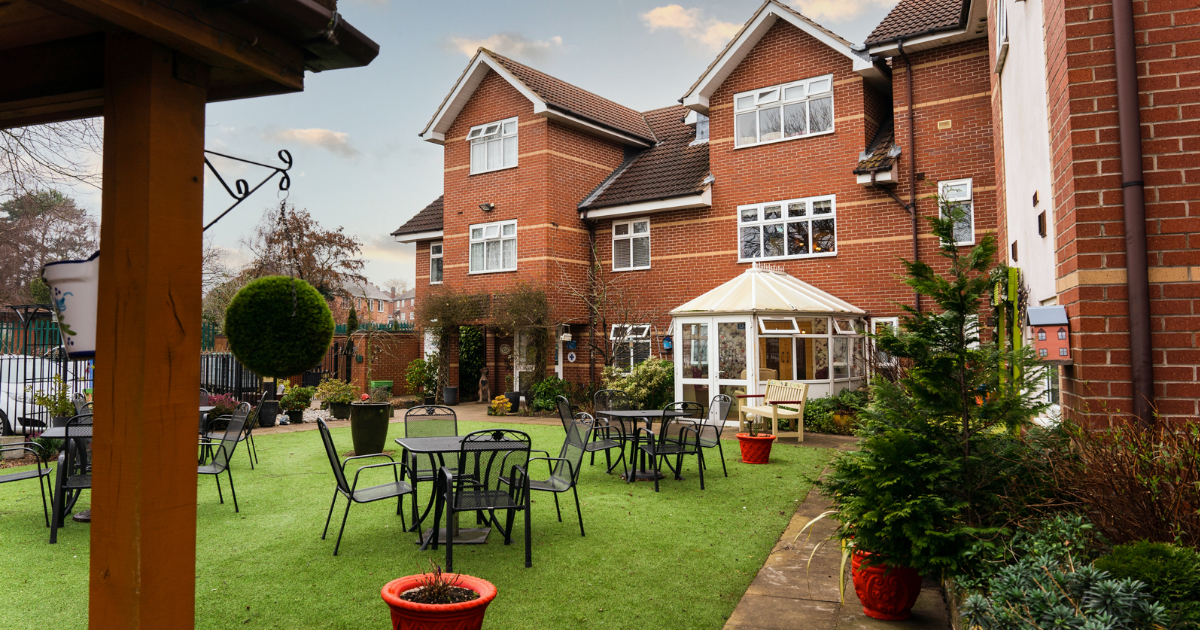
[391,1,1001,409]
[391,288,416,325]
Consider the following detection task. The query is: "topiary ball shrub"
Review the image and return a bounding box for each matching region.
[224,276,335,378]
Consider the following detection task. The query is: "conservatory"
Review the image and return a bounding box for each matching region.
[670,263,869,422]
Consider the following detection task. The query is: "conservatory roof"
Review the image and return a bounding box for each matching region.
[670,263,866,316]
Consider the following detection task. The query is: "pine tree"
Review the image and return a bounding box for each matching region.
[346,304,359,335]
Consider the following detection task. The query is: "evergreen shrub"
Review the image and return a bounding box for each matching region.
[225,276,335,378]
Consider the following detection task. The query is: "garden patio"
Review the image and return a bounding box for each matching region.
[1,409,844,629]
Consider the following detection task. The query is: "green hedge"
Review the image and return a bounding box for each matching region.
[224,276,335,378]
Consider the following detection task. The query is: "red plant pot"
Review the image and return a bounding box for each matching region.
[851,550,922,621]
[381,574,497,630]
[736,433,776,464]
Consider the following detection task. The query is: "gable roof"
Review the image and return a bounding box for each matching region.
[420,49,655,147]
[865,0,970,46]
[391,196,443,239]
[680,0,889,115]
[394,288,415,302]
[579,105,710,212]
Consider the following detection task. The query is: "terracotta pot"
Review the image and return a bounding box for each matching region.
[736,433,776,464]
[381,574,497,630]
[851,550,922,620]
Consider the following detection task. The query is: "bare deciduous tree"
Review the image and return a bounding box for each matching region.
[240,203,366,299]
[0,190,99,304]
[0,120,103,199]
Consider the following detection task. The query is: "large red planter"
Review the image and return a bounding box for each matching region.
[736,433,776,464]
[381,574,497,630]
[851,550,922,620]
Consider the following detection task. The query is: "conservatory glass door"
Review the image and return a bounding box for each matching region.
[675,316,751,421]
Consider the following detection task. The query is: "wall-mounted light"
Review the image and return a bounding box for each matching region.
[479,203,495,212]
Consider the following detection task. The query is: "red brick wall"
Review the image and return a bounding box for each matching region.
[1042,0,1200,424]
[348,331,421,395]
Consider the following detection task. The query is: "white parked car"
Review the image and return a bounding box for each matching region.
[0,354,86,434]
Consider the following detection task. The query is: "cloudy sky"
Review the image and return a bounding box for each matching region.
[71,0,900,290]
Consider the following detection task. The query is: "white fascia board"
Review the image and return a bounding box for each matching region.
[422,53,543,145]
[393,230,444,244]
[856,168,895,185]
[581,189,710,220]
[684,109,700,125]
[536,104,652,147]
[682,5,870,110]
[867,28,970,57]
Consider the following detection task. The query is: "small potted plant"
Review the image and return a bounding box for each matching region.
[350,389,390,455]
[315,377,358,420]
[381,560,497,630]
[736,415,776,464]
[488,395,511,416]
[503,375,520,414]
[406,357,437,406]
[27,375,75,427]
[279,384,315,425]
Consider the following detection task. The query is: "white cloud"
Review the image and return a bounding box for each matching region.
[789,0,900,23]
[447,33,565,62]
[642,5,741,51]
[263,128,360,159]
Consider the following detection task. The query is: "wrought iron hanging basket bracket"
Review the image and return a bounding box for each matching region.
[202,149,293,232]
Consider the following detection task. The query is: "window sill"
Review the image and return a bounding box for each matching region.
[733,127,834,150]
[612,266,652,273]
[469,164,518,176]
[429,281,443,285]
[737,251,837,264]
[467,268,517,275]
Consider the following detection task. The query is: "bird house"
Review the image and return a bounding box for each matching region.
[1027,306,1071,365]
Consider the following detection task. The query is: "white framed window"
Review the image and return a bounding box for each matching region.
[759,317,799,334]
[429,242,443,284]
[939,178,975,246]
[613,219,651,271]
[734,75,833,148]
[611,324,651,369]
[871,317,900,366]
[693,113,709,144]
[469,220,517,274]
[738,195,836,262]
[376,300,383,312]
[468,116,518,174]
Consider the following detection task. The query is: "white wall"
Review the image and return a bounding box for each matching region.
[998,0,1057,305]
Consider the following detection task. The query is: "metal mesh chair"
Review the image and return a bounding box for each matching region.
[50,413,92,543]
[557,396,625,476]
[632,402,706,492]
[200,388,210,405]
[317,418,412,556]
[205,397,262,469]
[198,403,247,512]
[527,412,592,536]
[1,440,52,528]
[672,395,732,479]
[431,429,531,572]
[72,393,91,415]
[401,405,458,531]
[593,388,634,463]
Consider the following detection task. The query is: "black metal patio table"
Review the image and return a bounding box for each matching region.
[598,409,687,482]
[394,435,499,549]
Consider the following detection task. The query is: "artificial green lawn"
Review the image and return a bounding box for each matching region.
[0,421,831,629]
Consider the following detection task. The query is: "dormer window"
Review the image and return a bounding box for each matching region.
[468,116,518,174]
[734,75,833,148]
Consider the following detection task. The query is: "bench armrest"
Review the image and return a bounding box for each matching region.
[768,400,805,405]
[735,394,764,399]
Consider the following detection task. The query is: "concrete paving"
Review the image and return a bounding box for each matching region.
[722,440,951,630]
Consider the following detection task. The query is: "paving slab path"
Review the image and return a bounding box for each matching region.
[723,439,952,630]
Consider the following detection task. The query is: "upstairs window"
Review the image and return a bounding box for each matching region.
[734,75,833,148]
[694,113,709,144]
[738,195,836,262]
[939,178,975,246]
[469,220,517,273]
[613,219,651,271]
[429,242,443,284]
[468,117,518,174]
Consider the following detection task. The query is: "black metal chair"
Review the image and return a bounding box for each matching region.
[50,413,92,543]
[205,397,262,469]
[556,395,625,476]
[72,393,91,415]
[672,395,732,479]
[431,429,532,572]
[592,388,634,463]
[527,410,591,537]
[0,409,13,436]
[632,402,706,492]
[198,404,247,512]
[400,405,458,532]
[200,388,210,406]
[317,418,412,556]
[1,440,52,527]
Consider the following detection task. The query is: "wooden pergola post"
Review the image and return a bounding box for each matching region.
[89,35,207,629]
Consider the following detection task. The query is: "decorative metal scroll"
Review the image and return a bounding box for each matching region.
[202,149,292,232]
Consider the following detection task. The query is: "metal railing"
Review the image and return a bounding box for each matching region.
[199,352,262,400]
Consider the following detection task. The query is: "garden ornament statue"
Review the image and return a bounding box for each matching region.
[478,373,489,403]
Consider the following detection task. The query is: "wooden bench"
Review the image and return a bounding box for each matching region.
[736,380,809,441]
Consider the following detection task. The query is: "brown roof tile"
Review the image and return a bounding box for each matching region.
[580,105,709,211]
[864,0,969,46]
[391,196,443,236]
[486,51,656,143]
[854,120,898,174]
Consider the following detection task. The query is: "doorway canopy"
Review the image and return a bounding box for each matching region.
[670,263,869,415]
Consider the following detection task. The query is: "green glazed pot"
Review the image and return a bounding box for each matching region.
[350,402,390,455]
